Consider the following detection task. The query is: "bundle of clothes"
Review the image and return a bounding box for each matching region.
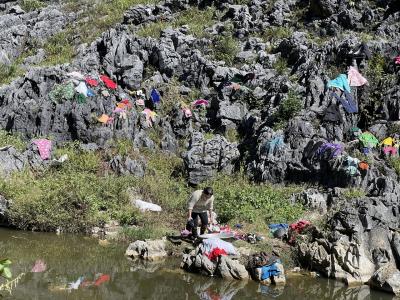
[268,220,312,244]
[247,252,282,282]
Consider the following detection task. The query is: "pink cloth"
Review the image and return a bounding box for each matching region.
[348,66,368,87]
[395,56,400,65]
[192,99,209,107]
[33,139,52,160]
[113,107,125,113]
[136,99,145,106]
[31,259,47,273]
[182,108,192,118]
[383,146,397,155]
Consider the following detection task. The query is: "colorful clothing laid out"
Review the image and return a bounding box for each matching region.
[316,142,343,160]
[383,146,397,155]
[200,238,237,257]
[85,77,99,87]
[75,82,89,97]
[331,91,358,113]
[268,224,289,233]
[263,136,284,156]
[207,248,228,261]
[289,220,311,234]
[67,71,85,80]
[150,88,161,104]
[260,260,282,280]
[323,103,343,123]
[348,66,368,87]
[98,114,113,124]
[100,75,117,90]
[359,132,379,148]
[327,74,351,92]
[120,99,133,109]
[142,108,157,126]
[192,99,209,107]
[33,139,52,160]
[182,107,192,118]
[136,99,145,106]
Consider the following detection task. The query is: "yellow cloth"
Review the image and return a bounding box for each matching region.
[381,137,395,146]
[98,114,109,124]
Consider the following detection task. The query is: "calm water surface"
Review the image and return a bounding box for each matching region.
[0,228,395,300]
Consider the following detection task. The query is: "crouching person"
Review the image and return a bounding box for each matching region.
[187,187,214,239]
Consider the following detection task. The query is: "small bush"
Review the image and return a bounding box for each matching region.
[19,0,45,12]
[260,27,292,43]
[213,36,239,65]
[389,157,400,176]
[273,90,303,129]
[210,174,304,224]
[274,57,288,75]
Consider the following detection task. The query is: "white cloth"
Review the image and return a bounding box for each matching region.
[75,82,88,96]
[134,199,162,212]
[200,238,237,256]
[67,71,85,80]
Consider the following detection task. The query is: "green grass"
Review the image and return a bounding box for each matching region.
[389,157,400,176]
[137,7,216,38]
[273,90,303,129]
[0,131,27,151]
[212,35,239,65]
[259,26,292,44]
[0,63,25,86]
[41,30,76,66]
[210,174,304,225]
[342,188,365,200]
[0,138,306,235]
[19,0,45,12]
[274,57,288,75]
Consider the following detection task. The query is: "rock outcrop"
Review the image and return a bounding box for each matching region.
[125,238,167,260]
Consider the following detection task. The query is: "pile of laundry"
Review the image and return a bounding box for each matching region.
[325,66,368,115]
[269,220,312,244]
[247,252,285,284]
[200,238,237,261]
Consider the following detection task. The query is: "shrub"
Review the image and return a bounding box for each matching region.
[213,35,239,65]
[389,157,400,176]
[42,30,75,65]
[19,0,45,12]
[260,27,292,43]
[274,57,288,75]
[0,63,24,86]
[210,174,304,224]
[273,90,303,129]
[342,188,365,199]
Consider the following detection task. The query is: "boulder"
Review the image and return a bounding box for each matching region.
[125,238,167,260]
[217,256,249,280]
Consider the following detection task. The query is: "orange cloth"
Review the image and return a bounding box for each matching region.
[98,114,109,124]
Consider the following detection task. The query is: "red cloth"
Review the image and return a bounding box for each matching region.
[120,99,132,109]
[206,248,227,261]
[100,75,117,90]
[94,274,110,286]
[85,77,99,87]
[289,220,311,233]
[395,56,400,65]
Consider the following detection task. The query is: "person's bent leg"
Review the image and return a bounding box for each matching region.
[191,212,199,238]
[199,212,209,235]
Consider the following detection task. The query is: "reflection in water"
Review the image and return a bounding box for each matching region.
[0,228,396,300]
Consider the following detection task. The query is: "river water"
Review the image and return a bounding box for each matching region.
[0,228,395,300]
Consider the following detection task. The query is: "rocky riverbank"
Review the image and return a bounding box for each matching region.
[1,0,400,295]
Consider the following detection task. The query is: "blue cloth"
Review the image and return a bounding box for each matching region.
[328,74,351,92]
[264,136,284,156]
[151,88,161,104]
[268,224,288,233]
[331,91,358,113]
[261,260,281,280]
[87,89,95,97]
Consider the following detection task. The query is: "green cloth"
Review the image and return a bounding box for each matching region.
[359,132,379,148]
[75,93,86,104]
[49,83,75,103]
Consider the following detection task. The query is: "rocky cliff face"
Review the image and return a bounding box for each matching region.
[1,0,400,295]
